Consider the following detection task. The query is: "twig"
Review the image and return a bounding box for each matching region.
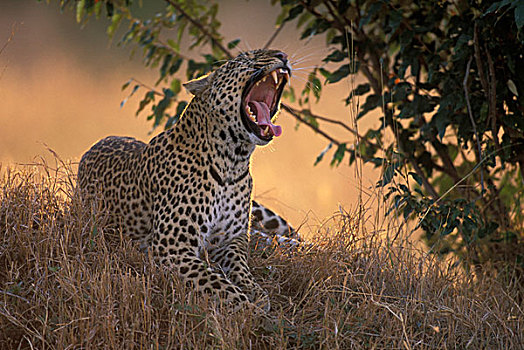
[0,23,16,56]
[164,0,232,59]
[325,0,348,30]
[463,56,484,196]
[298,0,344,31]
[130,78,164,97]
[306,110,378,148]
[263,22,285,50]
[282,104,341,146]
[0,23,17,80]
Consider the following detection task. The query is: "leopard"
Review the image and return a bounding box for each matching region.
[78,49,298,311]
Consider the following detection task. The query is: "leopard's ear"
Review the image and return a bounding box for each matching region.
[183,73,212,95]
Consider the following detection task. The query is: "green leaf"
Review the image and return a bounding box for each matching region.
[357,94,381,119]
[153,88,175,128]
[485,0,515,15]
[346,83,370,104]
[276,7,290,26]
[314,142,333,166]
[409,172,423,186]
[136,91,155,116]
[165,101,188,129]
[76,0,86,23]
[331,143,346,167]
[167,39,180,53]
[121,79,132,91]
[120,84,140,108]
[318,68,331,79]
[286,5,304,21]
[359,1,382,28]
[515,2,524,28]
[169,58,183,75]
[282,86,296,103]
[301,109,319,129]
[296,11,312,28]
[326,64,350,84]
[227,39,241,49]
[380,164,395,186]
[310,76,321,101]
[323,50,346,63]
[107,13,123,39]
[176,100,188,115]
[387,9,403,33]
[507,79,519,96]
[158,54,173,84]
[171,79,181,95]
[94,1,103,19]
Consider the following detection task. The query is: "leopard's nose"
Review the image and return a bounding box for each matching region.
[274,52,288,63]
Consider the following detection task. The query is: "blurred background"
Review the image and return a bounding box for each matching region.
[0,0,383,235]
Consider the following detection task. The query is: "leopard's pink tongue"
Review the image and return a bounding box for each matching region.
[249,101,282,137]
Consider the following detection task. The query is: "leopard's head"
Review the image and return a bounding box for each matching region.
[184,49,291,146]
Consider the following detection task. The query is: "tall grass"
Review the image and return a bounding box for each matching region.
[0,158,522,349]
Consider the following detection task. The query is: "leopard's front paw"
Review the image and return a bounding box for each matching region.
[247,283,270,312]
[253,291,270,312]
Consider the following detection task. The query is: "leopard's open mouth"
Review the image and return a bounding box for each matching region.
[241,66,290,141]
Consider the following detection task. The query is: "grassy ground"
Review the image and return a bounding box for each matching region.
[0,160,522,349]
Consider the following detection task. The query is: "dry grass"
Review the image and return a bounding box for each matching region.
[0,160,522,349]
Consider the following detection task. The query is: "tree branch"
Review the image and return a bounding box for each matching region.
[0,23,16,56]
[474,24,500,152]
[308,111,378,148]
[0,23,17,81]
[263,22,285,50]
[282,104,341,146]
[473,24,489,102]
[130,78,165,97]
[298,1,345,31]
[485,44,499,150]
[164,0,232,59]
[463,56,484,195]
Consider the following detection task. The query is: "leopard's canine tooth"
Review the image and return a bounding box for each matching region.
[271,70,278,84]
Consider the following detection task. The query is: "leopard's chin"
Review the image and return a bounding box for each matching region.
[241,66,290,143]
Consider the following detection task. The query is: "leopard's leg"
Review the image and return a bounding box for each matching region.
[151,220,251,309]
[208,233,270,311]
[250,200,302,252]
[250,200,298,238]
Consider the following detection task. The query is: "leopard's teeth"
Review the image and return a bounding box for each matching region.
[262,126,270,136]
[246,106,257,122]
[278,68,290,86]
[271,70,279,85]
[279,68,289,78]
